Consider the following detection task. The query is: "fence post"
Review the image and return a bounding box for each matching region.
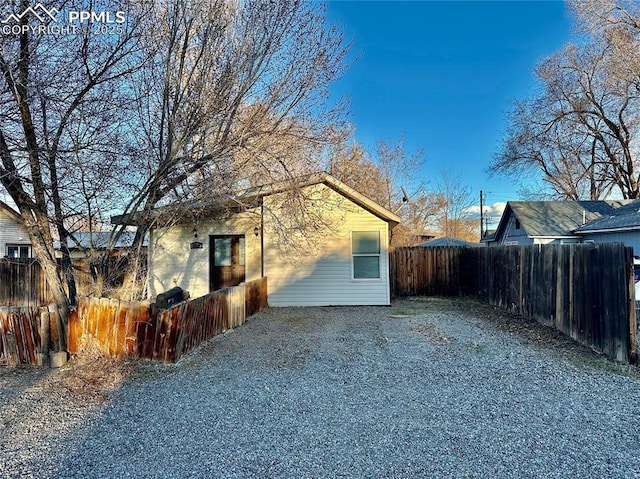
[40,309,50,367]
[627,247,638,364]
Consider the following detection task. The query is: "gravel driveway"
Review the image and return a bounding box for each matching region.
[1,297,640,478]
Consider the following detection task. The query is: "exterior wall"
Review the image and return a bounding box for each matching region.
[532,238,551,245]
[263,184,391,306]
[494,213,532,246]
[581,231,640,255]
[0,209,31,258]
[147,208,262,299]
[533,238,580,244]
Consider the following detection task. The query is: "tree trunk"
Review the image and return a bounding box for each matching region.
[23,218,71,325]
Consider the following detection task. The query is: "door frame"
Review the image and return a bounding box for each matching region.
[209,234,246,291]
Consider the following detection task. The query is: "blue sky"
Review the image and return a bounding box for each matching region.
[326,0,573,223]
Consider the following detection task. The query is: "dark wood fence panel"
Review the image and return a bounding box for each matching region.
[0,259,52,306]
[392,246,471,296]
[392,244,637,363]
[0,256,146,307]
[68,277,268,362]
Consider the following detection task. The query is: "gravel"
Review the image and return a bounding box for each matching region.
[1,297,640,479]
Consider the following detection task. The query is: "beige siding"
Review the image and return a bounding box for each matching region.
[263,185,391,306]
[148,208,262,299]
[148,183,394,305]
[0,210,30,258]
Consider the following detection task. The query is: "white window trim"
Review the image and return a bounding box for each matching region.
[351,231,382,281]
[6,244,32,259]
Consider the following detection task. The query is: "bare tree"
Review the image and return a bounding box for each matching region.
[328,139,388,205]
[327,136,449,245]
[390,192,447,245]
[492,1,640,200]
[0,0,147,317]
[116,0,348,242]
[492,88,615,200]
[0,0,349,312]
[433,170,478,241]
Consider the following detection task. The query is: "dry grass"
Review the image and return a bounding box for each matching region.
[401,296,640,378]
[412,323,453,343]
[50,351,137,403]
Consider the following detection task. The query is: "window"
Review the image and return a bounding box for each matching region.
[214,238,232,266]
[239,237,245,266]
[6,244,31,259]
[515,219,521,230]
[352,231,380,279]
[213,236,245,266]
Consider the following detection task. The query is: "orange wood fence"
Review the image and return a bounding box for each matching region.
[68,277,268,362]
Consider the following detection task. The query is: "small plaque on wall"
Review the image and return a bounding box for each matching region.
[190,241,203,249]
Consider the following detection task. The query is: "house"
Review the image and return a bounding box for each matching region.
[112,172,401,306]
[0,201,32,259]
[419,236,479,248]
[414,233,436,244]
[484,200,629,247]
[54,231,144,259]
[573,201,640,254]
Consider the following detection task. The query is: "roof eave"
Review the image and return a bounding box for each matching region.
[319,173,401,227]
[530,235,581,239]
[0,201,22,223]
[575,225,640,234]
[111,172,402,228]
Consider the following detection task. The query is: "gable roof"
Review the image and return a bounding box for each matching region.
[112,172,401,228]
[419,236,478,248]
[574,200,640,233]
[0,201,22,223]
[489,200,626,242]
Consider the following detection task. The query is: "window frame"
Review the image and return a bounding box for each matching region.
[351,230,382,280]
[6,244,32,259]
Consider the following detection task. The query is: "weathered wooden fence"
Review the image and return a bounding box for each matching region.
[0,304,66,366]
[68,277,268,362]
[392,244,637,363]
[0,259,52,306]
[0,256,146,307]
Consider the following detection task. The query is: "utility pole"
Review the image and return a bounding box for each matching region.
[479,190,484,239]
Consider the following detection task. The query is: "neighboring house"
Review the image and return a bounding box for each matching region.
[112,172,401,307]
[419,236,479,248]
[54,231,144,259]
[414,233,436,244]
[573,201,640,254]
[0,201,32,259]
[484,200,629,247]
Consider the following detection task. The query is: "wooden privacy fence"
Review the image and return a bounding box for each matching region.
[0,256,146,308]
[0,304,66,366]
[392,244,637,363]
[68,277,268,362]
[0,258,52,307]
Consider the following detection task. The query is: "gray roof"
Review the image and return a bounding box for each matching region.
[54,231,145,250]
[507,201,624,237]
[419,237,479,247]
[574,200,640,233]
